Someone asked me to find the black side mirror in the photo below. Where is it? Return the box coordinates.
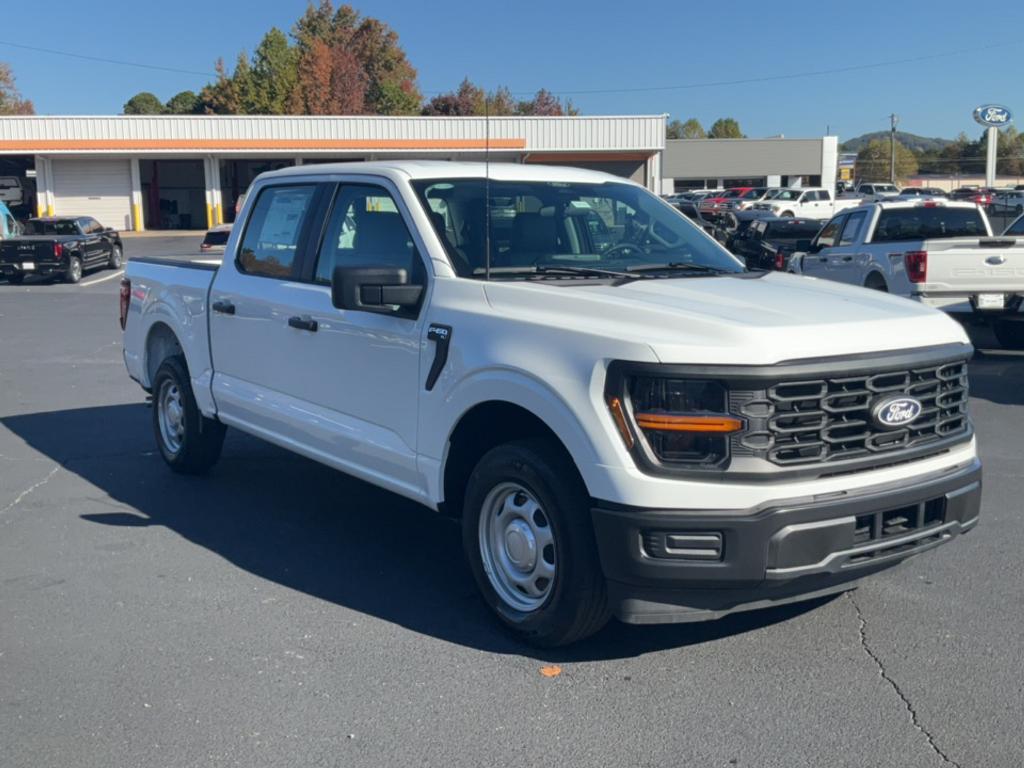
[331,265,423,314]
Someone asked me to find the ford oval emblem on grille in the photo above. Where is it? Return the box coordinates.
[871,396,923,430]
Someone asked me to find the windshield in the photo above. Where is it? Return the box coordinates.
[872,207,987,242]
[411,178,744,279]
[739,188,767,199]
[876,185,899,193]
[720,190,742,199]
[772,189,802,201]
[24,219,79,236]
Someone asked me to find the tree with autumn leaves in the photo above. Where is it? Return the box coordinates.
[0,62,34,115]
[126,2,573,117]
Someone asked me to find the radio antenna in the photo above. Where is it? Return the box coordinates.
[484,94,491,281]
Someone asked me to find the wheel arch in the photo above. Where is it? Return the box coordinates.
[144,321,185,387]
[440,399,589,519]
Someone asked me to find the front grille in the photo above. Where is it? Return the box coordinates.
[732,359,970,467]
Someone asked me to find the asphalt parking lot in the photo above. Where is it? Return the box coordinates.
[1,235,1023,768]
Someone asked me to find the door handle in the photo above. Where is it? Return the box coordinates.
[212,299,235,315]
[288,315,318,332]
[818,256,828,262]
[842,256,853,262]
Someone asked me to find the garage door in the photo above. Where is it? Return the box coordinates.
[52,159,132,230]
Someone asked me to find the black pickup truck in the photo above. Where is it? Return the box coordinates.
[0,216,123,284]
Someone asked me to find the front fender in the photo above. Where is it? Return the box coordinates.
[418,365,626,504]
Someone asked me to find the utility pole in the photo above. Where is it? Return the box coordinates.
[889,113,899,184]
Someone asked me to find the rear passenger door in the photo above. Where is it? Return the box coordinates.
[209,182,326,437]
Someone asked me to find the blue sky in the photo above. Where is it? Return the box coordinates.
[2,0,1021,142]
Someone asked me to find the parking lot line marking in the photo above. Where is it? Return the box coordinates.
[79,270,124,287]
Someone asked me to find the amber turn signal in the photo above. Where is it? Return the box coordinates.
[607,396,635,449]
[634,413,742,433]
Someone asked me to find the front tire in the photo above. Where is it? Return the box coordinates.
[152,355,226,474]
[781,210,795,218]
[462,439,610,647]
[64,255,82,284]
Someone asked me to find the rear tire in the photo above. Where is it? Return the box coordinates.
[108,244,123,270]
[7,273,24,285]
[781,210,795,218]
[864,273,888,292]
[462,438,610,647]
[152,355,226,474]
[993,318,1024,351]
[64,255,82,284]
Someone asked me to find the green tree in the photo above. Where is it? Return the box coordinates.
[165,90,201,114]
[350,15,421,114]
[667,118,705,139]
[122,91,165,115]
[0,62,33,115]
[707,118,743,139]
[248,28,298,114]
[855,139,918,182]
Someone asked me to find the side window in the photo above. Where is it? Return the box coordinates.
[314,184,419,284]
[816,216,845,248]
[237,185,317,278]
[819,190,832,201]
[839,211,866,246]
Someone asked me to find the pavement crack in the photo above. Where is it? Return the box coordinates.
[847,591,961,768]
[0,464,62,516]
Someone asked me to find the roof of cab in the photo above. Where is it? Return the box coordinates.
[258,159,632,185]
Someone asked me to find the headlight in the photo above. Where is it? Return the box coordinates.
[606,370,743,470]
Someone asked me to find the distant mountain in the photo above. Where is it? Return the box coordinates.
[840,132,954,154]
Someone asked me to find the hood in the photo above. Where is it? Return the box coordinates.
[483,272,969,365]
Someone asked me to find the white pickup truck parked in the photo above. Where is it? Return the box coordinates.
[751,187,861,219]
[121,161,981,646]
[795,200,1024,348]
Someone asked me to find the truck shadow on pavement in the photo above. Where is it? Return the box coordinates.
[4,403,829,661]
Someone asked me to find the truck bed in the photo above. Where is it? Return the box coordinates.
[122,257,219,416]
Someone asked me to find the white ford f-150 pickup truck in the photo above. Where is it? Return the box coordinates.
[794,199,1024,349]
[751,187,861,220]
[121,161,981,646]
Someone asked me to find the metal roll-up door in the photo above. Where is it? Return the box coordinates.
[52,159,132,230]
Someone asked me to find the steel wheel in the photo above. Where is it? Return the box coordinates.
[157,379,186,455]
[478,481,556,612]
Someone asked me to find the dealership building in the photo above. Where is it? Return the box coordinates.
[0,115,845,231]
[0,114,666,231]
[662,136,839,192]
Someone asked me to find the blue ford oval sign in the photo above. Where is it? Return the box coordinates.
[974,104,1013,128]
[871,396,923,430]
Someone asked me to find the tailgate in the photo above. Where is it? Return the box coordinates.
[915,237,1024,293]
[0,240,55,264]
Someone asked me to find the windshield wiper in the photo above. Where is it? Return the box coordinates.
[625,262,734,275]
[471,265,645,280]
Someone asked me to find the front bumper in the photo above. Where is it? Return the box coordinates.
[591,458,981,624]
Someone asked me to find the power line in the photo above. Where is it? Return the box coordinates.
[425,40,1020,97]
[0,39,217,78]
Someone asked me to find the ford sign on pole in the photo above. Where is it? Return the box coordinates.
[974,105,1013,186]
[973,104,1013,127]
